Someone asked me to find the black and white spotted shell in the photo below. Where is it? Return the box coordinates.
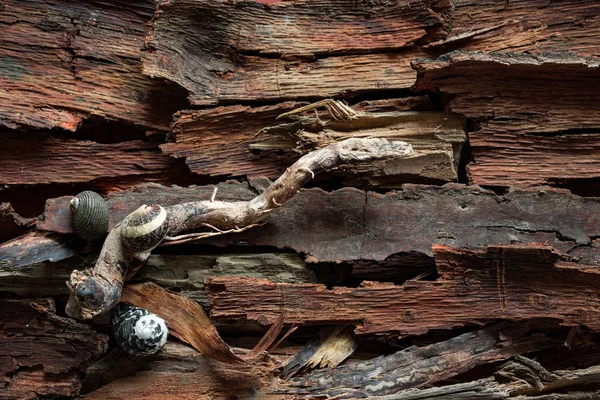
[111,304,168,356]
[70,191,109,242]
[120,204,169,252]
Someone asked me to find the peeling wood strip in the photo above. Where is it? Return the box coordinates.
[206,244,600,336]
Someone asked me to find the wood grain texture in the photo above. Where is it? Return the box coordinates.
[0,0,187,131]
[414,52,600,187]
[428,0,600,56]
[162,98,466,186]
[36,183,600,265]
[0,133,185,185]
[282,321,560,397]
[0,298,107,400]
[142,0,452,104]
[83,343,289,400]
[206,244,600,335]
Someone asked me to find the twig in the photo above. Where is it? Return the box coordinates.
[161,224,263,246]
[65,138,414,320]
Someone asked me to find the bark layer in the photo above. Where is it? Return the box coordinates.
[207,244,600,336]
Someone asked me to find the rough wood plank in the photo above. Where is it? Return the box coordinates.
[427,0,600,56]
[206,244,600,335]
[281,321,561,397]
[162,98,466,186]
[0,0,188,131]
[413,52,600,187]
[0,298,107,400]
[142,0,452,104]
[0,133,185,185]
[37,183,600,265]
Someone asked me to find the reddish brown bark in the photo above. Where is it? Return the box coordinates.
[431,0,600,56]
[0,134,188,185]
[207,244,600,336]
[414,52,600,188]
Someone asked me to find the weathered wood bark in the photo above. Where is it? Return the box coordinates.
[2,0,600,398]
[207,244,600,336]
[0,250,315,307]
[0,0,187,131]
[162,98,466,186]
[348,356,600,400]
[0,203,33,243]
[0,298,107,399]
[414,52,600,188]
[63,138,413,320]
[82,343,287,400]
[142,0,452,104]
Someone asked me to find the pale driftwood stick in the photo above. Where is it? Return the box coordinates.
[65,138,414,320]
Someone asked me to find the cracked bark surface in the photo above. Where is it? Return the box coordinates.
[1,0,600,398]
[0,133,192,186]
[141,0,452,104]
[0,0,188,131]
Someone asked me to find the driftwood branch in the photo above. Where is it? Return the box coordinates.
[65,138,413,319]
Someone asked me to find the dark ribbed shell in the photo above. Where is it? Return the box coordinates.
[120,204,168,252]
[70,191,109,242]
[111,304,168,356]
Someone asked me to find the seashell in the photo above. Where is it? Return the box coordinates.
[111,304,168,356]
[70,191,109,242]
[120,204,168,252]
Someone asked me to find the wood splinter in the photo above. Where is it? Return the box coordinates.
[65,138,414,320]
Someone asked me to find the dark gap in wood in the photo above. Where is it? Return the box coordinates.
[151,243,299,257]
[229,43,421,59]
[302,174,452,193]
[525,128,600,137]
[58,117,150,143]
[552,178,600,197]
[350,251,437,286]
[309,261,355,289]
